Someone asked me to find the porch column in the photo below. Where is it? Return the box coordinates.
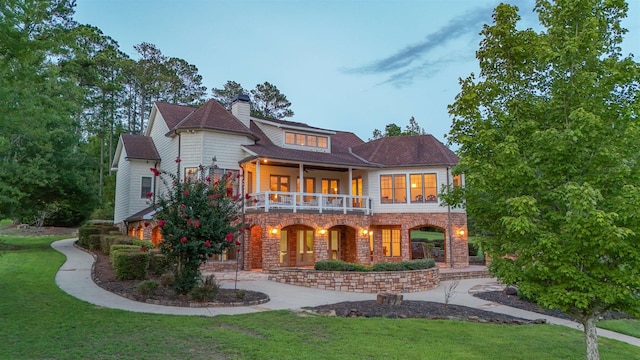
[299,163,304,201]
[348,168,353,197]
[255,160,261,192]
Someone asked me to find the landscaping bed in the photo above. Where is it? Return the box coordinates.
[91,247,269,307]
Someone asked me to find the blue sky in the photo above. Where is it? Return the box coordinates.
[73,0,639,144]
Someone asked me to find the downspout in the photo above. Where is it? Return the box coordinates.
[446,166,454,268]
[237,162,245,289]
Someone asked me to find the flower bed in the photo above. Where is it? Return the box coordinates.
[268,267,440,293]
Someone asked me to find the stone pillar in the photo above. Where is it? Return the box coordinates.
[262,229,280,271]
[355,235,372,265]
[314,232,329,263]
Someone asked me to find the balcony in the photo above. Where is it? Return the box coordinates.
[245,192,372,215]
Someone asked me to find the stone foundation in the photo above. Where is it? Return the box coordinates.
[268,268,440,293]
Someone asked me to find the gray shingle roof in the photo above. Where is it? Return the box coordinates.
[121,134,160,161]
[351,135,458,166]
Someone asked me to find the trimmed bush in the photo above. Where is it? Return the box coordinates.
[101,235,134,254]
[372,259,435,271]
[113,250,149,280]
[77,223,119,248]
[148,251,170,275]
[314,260,371,272]
[77,225,102,248]
[109,245,140,265]
[135,280,159,296]
[86,234,102,250]
[371,262,406,271]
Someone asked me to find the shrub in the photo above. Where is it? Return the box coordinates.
[113,250,149,280]
[314,260,371,272]
[109,245,140,265]
[77,225,102,248]
[403,258,436,270]
[371,262,406,271]
[135,280,159,296]
[188,275,219,302]
[101,235,134,254]
[87,234,102,250]
[160,273,175,288]
[148,251,170,275]
[372,259,436,271]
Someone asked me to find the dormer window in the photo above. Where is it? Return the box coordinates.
[284,131,329,150]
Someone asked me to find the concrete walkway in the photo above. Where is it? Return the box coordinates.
[52,238,639,347]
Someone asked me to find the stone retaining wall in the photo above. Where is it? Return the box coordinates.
[440,270,491,281]
[268,268,440,293]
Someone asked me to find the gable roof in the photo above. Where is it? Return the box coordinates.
[120,133,161,161]
[167,99,255,137]
[351,135,458,167]
[154,102,196,130]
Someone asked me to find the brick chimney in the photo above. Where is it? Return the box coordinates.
[231,94,251,128]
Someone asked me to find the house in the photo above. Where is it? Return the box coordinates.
[111,95,469,271]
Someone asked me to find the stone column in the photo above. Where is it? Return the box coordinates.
[314,231,329,263]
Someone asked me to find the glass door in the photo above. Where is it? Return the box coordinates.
[297,230,314,266]
[280,230,289,266]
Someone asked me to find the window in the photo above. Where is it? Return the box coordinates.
[184,167,198,180]
[296,177,315,202]
[382,228,401,257]
[247,171,254,194]
[453,174,462,187]
[140,176,152,198]
[322,179,339,195]
[352,177,363,207]
[270,175,290,202]
[410,173,437,202]
[284,131,329,150]
[380,174,406,203]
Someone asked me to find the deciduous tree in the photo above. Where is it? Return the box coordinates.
[447,2,640,359]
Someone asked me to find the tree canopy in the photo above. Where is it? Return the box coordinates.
[370,116,426,140]
[0,0,210,225]
[447,1,640,359]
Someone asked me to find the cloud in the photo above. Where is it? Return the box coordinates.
[345,6,493,86]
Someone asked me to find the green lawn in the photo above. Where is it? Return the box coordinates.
[0,235,637,359]
[599,319,640,338]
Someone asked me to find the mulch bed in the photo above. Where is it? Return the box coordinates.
[302,301,546,324]
[91,248,269,307]
[473,291,633,322]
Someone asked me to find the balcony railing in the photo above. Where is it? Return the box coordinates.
[245,191,372,215]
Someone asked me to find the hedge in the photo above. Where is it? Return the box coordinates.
[314,260,370,272]
[77,223,118,248]
[315,259,435,272]
[109,245,141,265]
[112,250,150,280]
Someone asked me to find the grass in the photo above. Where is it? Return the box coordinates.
[598,320,640,338]
[410,230,444,241]
[1,235,638,359]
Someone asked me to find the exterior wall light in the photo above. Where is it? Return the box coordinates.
[318,228,327,235]
[270,227,278,235]
[457,229,465,236]
[361,229,369,235]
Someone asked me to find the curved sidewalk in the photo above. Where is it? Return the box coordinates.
[52,238,639,347]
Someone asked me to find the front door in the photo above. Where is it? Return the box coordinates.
[297,230,314,266]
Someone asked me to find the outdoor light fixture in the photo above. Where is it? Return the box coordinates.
[270,227,278,235]
[361,228,369,235]
[318,228,327,235]
[458,229,465,236]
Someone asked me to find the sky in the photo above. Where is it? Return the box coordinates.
[73,0,640,144]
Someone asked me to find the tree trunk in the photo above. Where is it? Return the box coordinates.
[583,314,600,360]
